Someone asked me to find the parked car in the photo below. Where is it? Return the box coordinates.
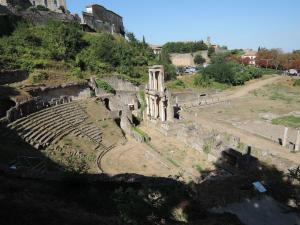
[283,69,299,76]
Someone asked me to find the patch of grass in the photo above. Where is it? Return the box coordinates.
[167,157,180,167]
[96,79,116,94]
[272,116,300,128]
[195,164,204,173]
[132,127,150,142]
[203,142,211,154]
[102,124,108,128]
[28,70,48,84]
[294,79,300,86]
[166,79,186,89]
[211,81,231,91]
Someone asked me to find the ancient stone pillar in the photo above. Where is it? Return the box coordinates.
[295,130,300,151]
[283,127,289,147]
[149,72,152,89]
[160,100,165,122]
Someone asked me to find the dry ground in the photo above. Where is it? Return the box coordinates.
[185,75,300,165]
[102,125,213,182]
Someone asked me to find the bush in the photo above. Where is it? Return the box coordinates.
[28,70,48,83]
[71,67,82,78]
[294,79,300,86]
[163,41,208,54]
[164,63,177,81]
[194,54,206,65]
[35,5,49,11]
[96,79,116,94]
[167,79,186,89]
[194,74,212,87]
[200,62,263,86]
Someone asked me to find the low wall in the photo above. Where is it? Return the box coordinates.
[170,51,209,67]
[0,70,29,85]
[103,76,140,92]
[28,83,90,102]
[1,83,91,125]
[2,96,72,125]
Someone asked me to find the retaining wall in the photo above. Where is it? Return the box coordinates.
[0,70,29,85]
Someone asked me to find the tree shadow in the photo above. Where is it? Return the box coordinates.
[0,131,299,225]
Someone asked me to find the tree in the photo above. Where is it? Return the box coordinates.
[208,46,215,58]
[194,54,205,65]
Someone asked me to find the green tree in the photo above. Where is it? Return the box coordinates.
[194,54,206,65]
[208,46,215,58]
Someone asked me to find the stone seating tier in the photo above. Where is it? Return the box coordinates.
[7,101,104,149]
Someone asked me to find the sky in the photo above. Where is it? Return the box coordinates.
[67,0,300,52]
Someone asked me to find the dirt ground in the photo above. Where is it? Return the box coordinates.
[102,125,213,182]
[185,76,300,165]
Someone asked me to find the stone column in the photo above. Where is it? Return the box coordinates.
[160,72,164,92]
[145,96,149,116]
[151,98,154,118]
[283,127,289,147]
[155,98,159,118]
[295,130,300,151]
[160,101,165,121]
[149,72,153,89]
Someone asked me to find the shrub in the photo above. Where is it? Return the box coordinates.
[293,79,300,86]
[96,79,116,94]
[194,54,206,65]
[194,74,212,87]
[71,67,82,78]
[162,41,208,54]
[28,70,48,83]
[35,5,50,11]
[163,63,177,81]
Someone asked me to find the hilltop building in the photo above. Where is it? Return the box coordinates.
[149,45,162,55]
[82,4,125,36]
[242,49,257,66]
[0,0,67,12]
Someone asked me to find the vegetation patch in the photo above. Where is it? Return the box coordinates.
[96,79,116,94]
[28,70,48,84]
[166,79,186,89]
[132,126,150,143]
[272,116,300,128]
[293,79,300,86]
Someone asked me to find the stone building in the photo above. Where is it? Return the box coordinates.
[145,65,171,123]
[0,0,67,12]
[82,4,125,36]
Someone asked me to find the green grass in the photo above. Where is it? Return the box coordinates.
[195,164,204,173]
[167,157,180,167]
[132,127,150,142]
[272,116,300,128]
[294,79,300,86]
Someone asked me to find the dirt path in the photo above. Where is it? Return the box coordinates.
[224,75,282,100]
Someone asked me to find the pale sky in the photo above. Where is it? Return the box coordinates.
[68,0,300,52]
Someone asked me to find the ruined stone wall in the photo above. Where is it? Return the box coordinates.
[103,77,140,92]
[83,4,124,35]
[0,70,29,85]
[0,83,91,125]
[170,53,195,67]
[29,0,66,12]
[170,50,209,67]
[91,5,124,34]
[28,83,90,102]
[0,95,71,125]
[18,9,79,24]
